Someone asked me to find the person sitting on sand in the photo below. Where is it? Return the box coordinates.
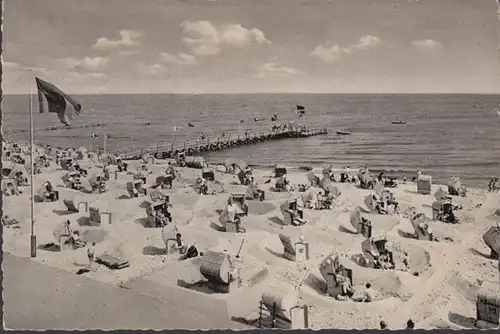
[380,321,388,329]
[186,244,199,259]
[402,252,410,271]
[175,233,187,254]
[378,172,385,183]
[68,231,86,249]
[387,196,400,215]
[406,319,415,329]
[352,283,376,302]
[376,201,388,215]
[361,283,376,302]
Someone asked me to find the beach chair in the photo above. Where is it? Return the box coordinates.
[417,175,432,195]
[246,182,265,201]
[279,233,310,262]
[202,168,215,181]
[52,222,73,249]
[349,207,372,237]
[475,280,500,329]
[10,154,25,164]
[193,178,209,195]
[306,171,320,187]
[34,182,59,202]
[274,165,287,178]
[219,196,247,233]
[60,158,75,171]
[116,157,128,172]
[432,199,458,223]
[126,180,147,198]
[357,168,375,189]
[62,171,83,190]
[448,177,467,197]
[360,236,395,269]
[410,213,433,241]
[89,203,112,225]
[146,200,172,228]
[1,179,20,196]
[199,251,241,293]
[63,199,88,213]
[238,169,252,186]
[319,253,354,298]
[89,175,107,194]
[229,193,248,218]
[155,175,171,189]
[176,152,186,167]
[280,197,306,226]
[483,225,500,259]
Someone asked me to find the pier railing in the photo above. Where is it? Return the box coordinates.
[113,125,328,160]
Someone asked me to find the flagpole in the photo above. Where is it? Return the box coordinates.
[29,70,37,258]
[103,134,107,156]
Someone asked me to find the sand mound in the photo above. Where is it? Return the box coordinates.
[368,271,416,301]
[80,229,108,243]
[247,201,276,216]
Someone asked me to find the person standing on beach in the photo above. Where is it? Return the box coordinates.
[87,242,96,265]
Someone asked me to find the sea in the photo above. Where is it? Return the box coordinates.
[2,94,499,187]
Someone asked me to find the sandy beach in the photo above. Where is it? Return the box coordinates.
[3,141,500,330]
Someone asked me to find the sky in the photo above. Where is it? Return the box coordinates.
[2,0,500,94]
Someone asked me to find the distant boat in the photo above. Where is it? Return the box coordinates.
[336,129,352,135]
[496,110,500,116]
[144,121,151,126]
[392,120,407,124]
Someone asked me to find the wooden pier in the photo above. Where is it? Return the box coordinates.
[116,125,328,160]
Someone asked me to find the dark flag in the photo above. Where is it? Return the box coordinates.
[36,77,82,126]
[188,122,195,127]
[296,105,305,110]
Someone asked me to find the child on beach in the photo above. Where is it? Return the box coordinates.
[87,242,96,265]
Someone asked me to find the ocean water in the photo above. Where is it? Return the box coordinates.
[3,94,499,187]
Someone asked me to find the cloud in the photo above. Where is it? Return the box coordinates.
[63,71,107,82]
[412,39,443,50]
[3,60,21,69]
[180,20,270,56]
[59,56,109,71]
[311,35,382,63]
[136,62,165,75]
[92,30,142,51]
[255,61,302,78]
[117,50,139,56]
[160,52,197,65]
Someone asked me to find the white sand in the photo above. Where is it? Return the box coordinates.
[3,147,500,330]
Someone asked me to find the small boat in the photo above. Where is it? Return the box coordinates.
[392,120,406,124]
[336,129,352,135]
[496,110,500,116]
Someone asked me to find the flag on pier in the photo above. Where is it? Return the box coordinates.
[36,77,82,127]
[188,122,195,127]
[295,105,306,118]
